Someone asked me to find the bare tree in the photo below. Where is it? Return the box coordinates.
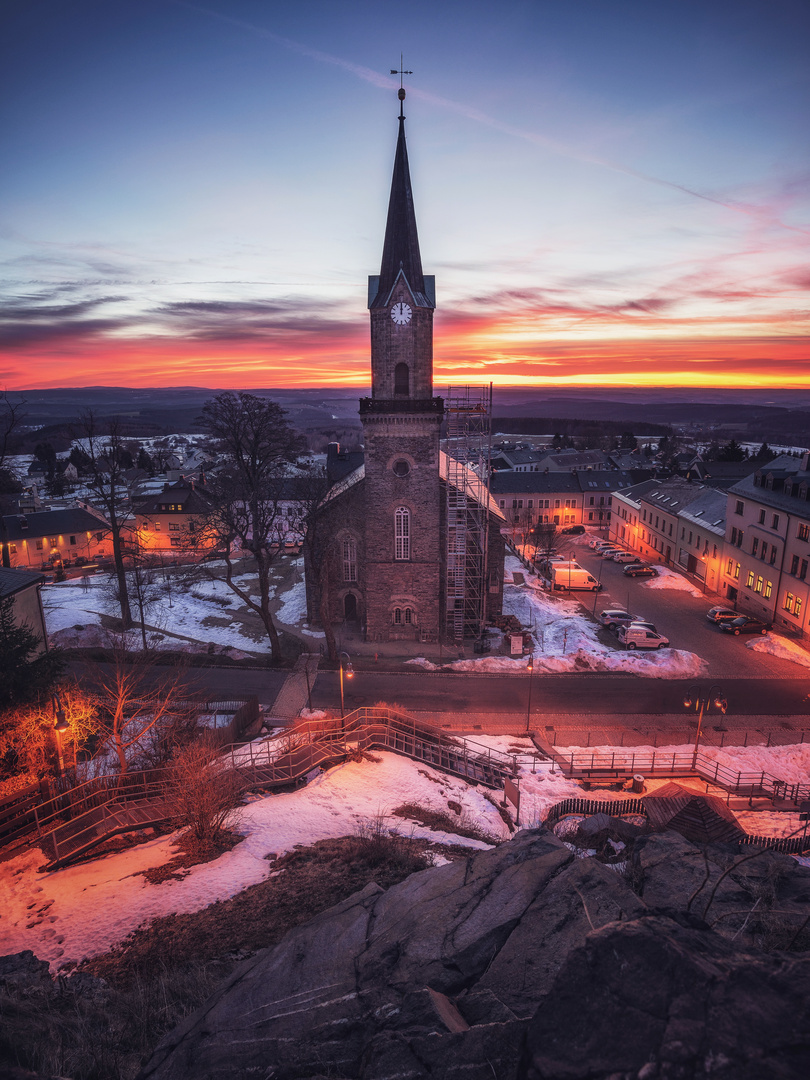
[93,649,195,775]
[75,412,135,626]
[193,393,306,663]
[530,521,562,565]
[127,558,166,651]
[170,739,245,849]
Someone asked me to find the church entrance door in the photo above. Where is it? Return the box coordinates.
[344,592,358,621]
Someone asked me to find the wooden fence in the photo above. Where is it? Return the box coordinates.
[542,796,810,856]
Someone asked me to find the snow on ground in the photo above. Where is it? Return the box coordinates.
[446,556,707,679]
[0,739,806,973]
[0,752,506,972]
[43,569,272,655]
[639,564,705,597]
[747,633,810,669]
[274,567,324,637]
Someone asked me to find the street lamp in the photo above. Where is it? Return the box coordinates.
[525,655,534,733]
[339,651,354,718]
[52,692,69,777]
[682,684,727,767]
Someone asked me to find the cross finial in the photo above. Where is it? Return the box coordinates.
[390,54,412,116]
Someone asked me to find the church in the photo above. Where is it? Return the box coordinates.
[305,86,505,643]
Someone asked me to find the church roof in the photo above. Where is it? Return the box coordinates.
[322,455,504,521]
[370,114,433,310]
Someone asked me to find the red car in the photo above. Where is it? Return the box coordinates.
[718,616,771,636]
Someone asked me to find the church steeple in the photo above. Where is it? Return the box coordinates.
[369,98,434,310]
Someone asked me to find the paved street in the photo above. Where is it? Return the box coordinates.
[310,669,810,719]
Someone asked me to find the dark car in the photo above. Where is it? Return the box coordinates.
[706,605,738,623]
[623,563,658,578]
[718,616,771,636]
[561,524,586,534]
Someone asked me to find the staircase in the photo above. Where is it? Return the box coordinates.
[15,708,517,870]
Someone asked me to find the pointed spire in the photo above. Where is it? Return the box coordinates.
[371,105,430,307]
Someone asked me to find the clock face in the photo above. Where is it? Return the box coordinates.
[390,302,412,325]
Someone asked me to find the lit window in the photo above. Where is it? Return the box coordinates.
[764,580,772,600]
[795,596,803,619]
[784,592,794,611]
[155,522,161,531]
[343,538,357,582]
[746,570,755,588]
[755,576,763,594]
[394,507,410,560]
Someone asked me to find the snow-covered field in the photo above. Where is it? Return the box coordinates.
[42,560,322,654]
[1,738,807,973]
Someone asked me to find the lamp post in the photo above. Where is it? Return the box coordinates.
[52,693,69,778]
[338,651,354,719]
[682,684,727,768]
[525,655,534,733]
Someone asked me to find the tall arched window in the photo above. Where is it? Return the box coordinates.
[342,538,357,582]
[394,506,410,560]
[394,362,409,396]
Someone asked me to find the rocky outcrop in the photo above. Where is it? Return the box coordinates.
[136,829,810,1080]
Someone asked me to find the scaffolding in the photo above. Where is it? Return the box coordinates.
[444,384,493,641]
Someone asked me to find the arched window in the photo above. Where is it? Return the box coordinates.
[394,362,409,396]
[393,607,402,624]
[395,507,410,560]
[404,607,413,624]
[342,538,357,582]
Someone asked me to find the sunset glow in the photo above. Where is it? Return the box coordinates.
[1,0,808,393]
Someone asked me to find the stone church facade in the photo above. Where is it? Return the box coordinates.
[305,92,505,642]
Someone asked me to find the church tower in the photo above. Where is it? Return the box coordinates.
[359,87,444,641]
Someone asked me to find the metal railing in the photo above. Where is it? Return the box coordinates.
[555,748,810,804]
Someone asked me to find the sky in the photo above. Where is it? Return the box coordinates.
[1,0,808,392]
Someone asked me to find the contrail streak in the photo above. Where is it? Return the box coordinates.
[172,1,804,233]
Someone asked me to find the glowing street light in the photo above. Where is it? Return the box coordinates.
[339,652,354,719]
[525,655,534,733]
[52,692,69,777]
[682,684,727,767]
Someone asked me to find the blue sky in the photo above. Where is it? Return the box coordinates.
[1,0,808,389]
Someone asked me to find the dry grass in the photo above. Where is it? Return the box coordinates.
[0,832,434,1080]
[391,801,497,844]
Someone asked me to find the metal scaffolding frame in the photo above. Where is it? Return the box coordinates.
[444,384,493,641]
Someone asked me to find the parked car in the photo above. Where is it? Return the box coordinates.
[590,539,612,550]
[598,609,639,631]
[599,547,621,557]
[561,524,586,535]
[617,620,657,635]
[618,625,670,650]
[611,551,637,562]
[719,616,771,636]
[706,606,738,623]
[623,563,658,578]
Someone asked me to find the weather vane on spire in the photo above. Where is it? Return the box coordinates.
[390,55,412,115]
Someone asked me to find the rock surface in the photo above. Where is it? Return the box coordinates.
[136,829,810,1080]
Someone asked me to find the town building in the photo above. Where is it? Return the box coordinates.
[0,566,48,654]
[721,455,810,632]
[1,507,110,570]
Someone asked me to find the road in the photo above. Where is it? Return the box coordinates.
[70,661,289,706]
[310,670,810,718]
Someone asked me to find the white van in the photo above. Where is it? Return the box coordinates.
[551,565,602,591]
[618,625,669,650]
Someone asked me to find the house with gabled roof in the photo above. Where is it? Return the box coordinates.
[2,506,111,569]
